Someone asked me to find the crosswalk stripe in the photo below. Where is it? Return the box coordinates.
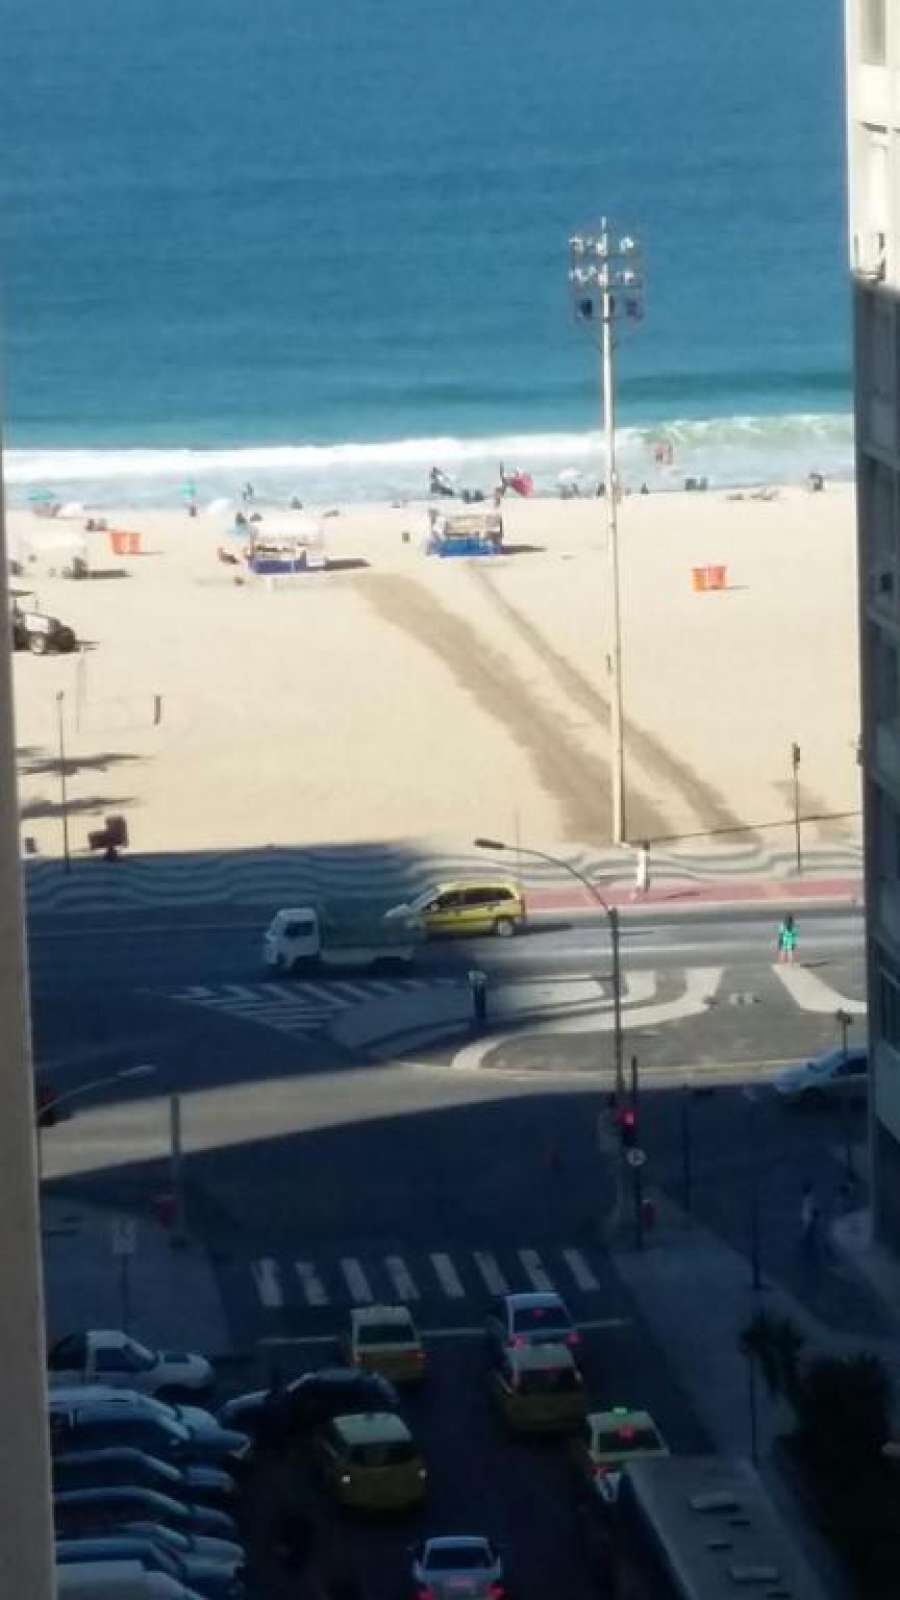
[384,1255,420,1300]
[518,1248,555,1293]
[562,1248,599,1292]
[770,964,866,1015]
[295,1261,329,1306]
[340,1257,373,1303]
[430,1252,465,1298]
[251,1258,284,1308]
[472,1251,508,1295]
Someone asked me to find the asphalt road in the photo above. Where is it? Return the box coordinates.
[32,903,869,1598]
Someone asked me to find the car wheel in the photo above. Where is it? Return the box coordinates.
[493,917,515,938]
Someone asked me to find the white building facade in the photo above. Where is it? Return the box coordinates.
[847,0,900,1240]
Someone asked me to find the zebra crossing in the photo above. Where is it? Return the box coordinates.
[167,962,866,1046]
[166,975,456,1040]
[247,1243,606,1313]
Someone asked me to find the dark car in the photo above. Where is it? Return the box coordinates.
[49,1390,250,1469]
[53,1486,239,1542]
[53,1448,237,1510]
[55,1536,244,1600]
[218,1366,399,1447]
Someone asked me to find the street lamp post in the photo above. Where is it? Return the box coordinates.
[56,689,70,872]
[37,1063,156,1184]
[569,223,643,846]
[473,837,624,1100]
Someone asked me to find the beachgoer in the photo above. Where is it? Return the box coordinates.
[241,481,254,503]
[776,913,797,964]
[632,841,650,899]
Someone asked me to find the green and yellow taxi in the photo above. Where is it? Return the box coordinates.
[312,1411,428,1510]
[569,1407,670,1502]
[342,1304,427,1386]
[489,1341,587,1435]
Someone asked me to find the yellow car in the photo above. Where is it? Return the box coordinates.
[489,1342,587,1434]
[399,879,527,939]
[569,1407,670,1502]
[342,1304,427,1386]
[312,1411,428,1510]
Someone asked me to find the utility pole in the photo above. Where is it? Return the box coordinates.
[0,433,56,1599]
[57,689,70,872]
[791,741,802,874]
[569,222,643,845]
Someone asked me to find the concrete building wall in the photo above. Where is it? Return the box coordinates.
[847,0,900,1240]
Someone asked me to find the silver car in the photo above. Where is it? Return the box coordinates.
[772,1045,868,1106]
[410,1535,505,1600]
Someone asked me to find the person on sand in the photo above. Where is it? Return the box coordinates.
[632,841,650,899]
[776,913,797,964]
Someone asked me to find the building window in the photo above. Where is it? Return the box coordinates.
[862,0,887,64]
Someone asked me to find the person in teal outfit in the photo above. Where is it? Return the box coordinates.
[777,913,797,964]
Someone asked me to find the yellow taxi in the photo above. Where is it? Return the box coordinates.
[312,1411,428,1510]
[569,1407,670,1502]
[489,1341,587,1435]
[400,880,526,938]
[343,1304,427,1386]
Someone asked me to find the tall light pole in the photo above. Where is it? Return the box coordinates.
[56,688,70,872]
[473,837,624,1100]
[569,223,643,845]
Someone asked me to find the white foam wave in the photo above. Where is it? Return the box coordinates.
[4,411,854,506]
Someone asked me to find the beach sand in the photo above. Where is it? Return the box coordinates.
[8,485,861,861]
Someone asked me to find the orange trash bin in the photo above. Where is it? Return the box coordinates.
[109,529,127,556]
[691,567,708,592]
[128,531,142,555]
[708,564,727,590]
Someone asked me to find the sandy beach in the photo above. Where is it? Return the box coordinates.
[8,484,861,863]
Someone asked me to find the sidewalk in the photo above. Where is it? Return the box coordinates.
[42,1192,234,1361]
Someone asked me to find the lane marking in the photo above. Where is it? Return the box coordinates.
[518,1248,555,1293]
[472,1251,508,1295]
[340,1257,373,1303]
[770,964,866,1015]
[257,1316,633,1347]
[251,1258,284,1309]
[562,1248,600,1292]
[384,1255,420,1300]
[295,1260,329,1307]
[430,1252,465,1299]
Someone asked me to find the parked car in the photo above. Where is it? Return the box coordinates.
[772,1045,868,1106]
[50,1405,192,1464]
[56,1538,244,1600]
[53,1487,239,1542]
[110,1523,244,1569]
[409,1535,506,1600]
[53,1448,237,1510]
[49,1390,250,1468]
[217,1366,399,1446]
[56,1562,207,1600]
[48,1332,214,1398]
[485,1292,579,1355]
[10,588,77,655]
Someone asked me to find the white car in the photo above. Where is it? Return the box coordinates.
[47,1332,214,1398]
[772,1046,868,1106]
[410,1535,506,1600]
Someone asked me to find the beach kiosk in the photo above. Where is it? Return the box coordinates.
[425,508,503,557]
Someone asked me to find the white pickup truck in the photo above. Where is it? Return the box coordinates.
[263,903,422,973]
[47,1330,214,1397]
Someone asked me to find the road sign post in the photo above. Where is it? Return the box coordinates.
[630,1056,644,1251]
[110,1217,136,1332]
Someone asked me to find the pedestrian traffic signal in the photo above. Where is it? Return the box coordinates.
[619,1106,637,1149]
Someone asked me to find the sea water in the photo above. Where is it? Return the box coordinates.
[0,0,851,505]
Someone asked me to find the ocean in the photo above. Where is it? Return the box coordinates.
[0,0,851,506]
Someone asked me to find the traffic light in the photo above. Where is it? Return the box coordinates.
[618,1106,637,1150]
[36,1084,58,1128]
